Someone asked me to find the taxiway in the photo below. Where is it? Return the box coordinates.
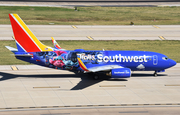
[0,64,179,109]
[1,25,180,40]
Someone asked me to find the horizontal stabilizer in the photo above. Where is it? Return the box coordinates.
[5,46,18,52]
[15,54,33,57]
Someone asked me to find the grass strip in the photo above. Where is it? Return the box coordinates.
[0,6,180,25]
[0,40,180,65]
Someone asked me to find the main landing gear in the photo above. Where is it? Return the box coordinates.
[153,71,157,77]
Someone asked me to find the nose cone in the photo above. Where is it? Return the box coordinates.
[169,59,176,67]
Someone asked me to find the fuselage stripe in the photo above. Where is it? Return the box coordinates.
[10,14,53,52]
[10,14,41,52]
[77,58,89,71]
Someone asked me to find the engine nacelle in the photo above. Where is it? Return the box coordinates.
[111,68,131,78]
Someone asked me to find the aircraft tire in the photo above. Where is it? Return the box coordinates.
[153,72,157,77]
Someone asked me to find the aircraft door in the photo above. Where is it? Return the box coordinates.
[153,55,158,65]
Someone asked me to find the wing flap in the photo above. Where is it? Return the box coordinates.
[77,57,123,73]
[14,54,33,57]
[88,65,123,73]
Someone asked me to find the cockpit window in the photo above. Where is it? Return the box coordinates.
[162,57,169,60]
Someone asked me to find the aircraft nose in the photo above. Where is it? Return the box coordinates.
[169,59,176,67]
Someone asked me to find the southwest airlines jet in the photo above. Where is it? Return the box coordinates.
[6,14,176,80]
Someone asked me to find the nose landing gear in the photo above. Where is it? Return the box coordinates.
[153,71,157,77]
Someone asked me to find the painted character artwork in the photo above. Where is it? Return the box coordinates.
[47,51,79,70]
[6,14,176,80]
[49,51,66,69]
[34,50,104,70]
[47,51,103,70]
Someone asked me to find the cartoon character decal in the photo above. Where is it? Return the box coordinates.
[35,50,104,70]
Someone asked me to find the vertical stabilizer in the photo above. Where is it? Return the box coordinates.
[9,14,53,52]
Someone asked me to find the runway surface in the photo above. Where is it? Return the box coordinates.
[1,25,180,40]
[0,64,179,110]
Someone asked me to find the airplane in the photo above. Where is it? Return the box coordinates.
[6,14,176,80]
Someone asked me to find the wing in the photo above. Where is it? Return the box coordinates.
[77,57,123,73]
[87,64,123,73]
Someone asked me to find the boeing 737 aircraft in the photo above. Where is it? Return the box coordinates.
[6,14,176,80]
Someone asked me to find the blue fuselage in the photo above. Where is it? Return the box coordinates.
[15,50,176,72]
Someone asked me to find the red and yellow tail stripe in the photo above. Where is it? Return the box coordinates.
[9,14,53,52]
[77,58,89,72]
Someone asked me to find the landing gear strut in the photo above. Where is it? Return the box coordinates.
[153,71,157,77]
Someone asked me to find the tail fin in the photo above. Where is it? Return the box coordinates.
[51,37,62,49]
[9,14,53,52]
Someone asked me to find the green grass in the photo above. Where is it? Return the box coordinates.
[0,40,180,65]
[1,6,180,25]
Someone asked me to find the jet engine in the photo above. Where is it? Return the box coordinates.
[110,68,131,78]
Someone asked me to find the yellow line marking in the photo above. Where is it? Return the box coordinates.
[153,25,160,29]
[72,25,77,29]
[159,36,165,40]
[33,86,60,88]
[12,36,15,39]
[165,84,180,86]
[11,66,18,71]
[99,85,126,87]
[87,36,94,40]
[14,4,28,6]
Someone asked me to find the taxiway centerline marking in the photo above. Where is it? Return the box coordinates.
[33,86,60,88]
[87,36,94,40]
[11,66,18,71]
[153,25,160,29]
[159,36,165,40]
[99,85,126,87]
[72,25,77,29]
[165,84,180,86]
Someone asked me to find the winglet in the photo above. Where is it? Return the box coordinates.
[77,57,89,72]
[9,14,53,52]
[51,37,62,49]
